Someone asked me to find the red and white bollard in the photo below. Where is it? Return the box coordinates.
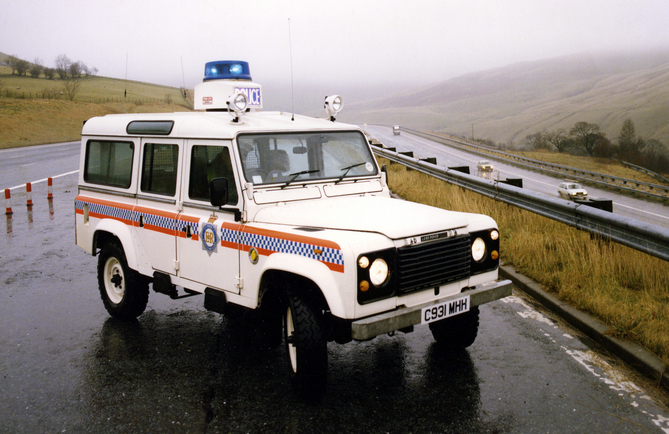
[4,189,12,215]
[47,177,53,200]
[26,182,33,207]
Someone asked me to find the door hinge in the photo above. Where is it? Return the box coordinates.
[174,260,180,272]
[236,276,243,289]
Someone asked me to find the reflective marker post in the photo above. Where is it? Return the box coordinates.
[4,189,12,215]
[26,183,33,207]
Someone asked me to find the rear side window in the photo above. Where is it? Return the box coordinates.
[84,140,134,188]
[140,143,179,196]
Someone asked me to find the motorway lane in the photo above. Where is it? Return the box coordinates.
[0,141,80,191]
[365,125,669,229]
[0,144,668,432]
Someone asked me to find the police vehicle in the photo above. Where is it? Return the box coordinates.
[75,60,511,396]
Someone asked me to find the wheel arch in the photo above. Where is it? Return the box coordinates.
[258,254,347,319]
[93,220,139,271]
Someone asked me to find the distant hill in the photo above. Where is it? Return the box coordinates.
[342,50,669,148]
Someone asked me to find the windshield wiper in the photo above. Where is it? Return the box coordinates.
[336,162,367,184]
[282,170,320,189]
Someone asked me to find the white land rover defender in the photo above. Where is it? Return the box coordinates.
[75,61,511,396]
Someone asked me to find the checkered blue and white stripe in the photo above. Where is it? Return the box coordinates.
[176,220,200,237]
[76,200,133,222]
[136,212,176,231]
[240,231,343,266]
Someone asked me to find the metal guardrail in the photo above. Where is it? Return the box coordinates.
[614,159,669,185]
[402,127,669,201]
[372,146,669,263]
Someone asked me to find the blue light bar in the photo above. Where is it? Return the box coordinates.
[203,61,252,81]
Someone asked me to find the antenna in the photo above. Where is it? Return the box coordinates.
[288,18,295,121]
[181,56,186,99]
[124,52,128,113]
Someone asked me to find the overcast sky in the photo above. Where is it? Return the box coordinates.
[3,1,669,97]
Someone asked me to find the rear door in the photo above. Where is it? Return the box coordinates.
[133,138,183,274]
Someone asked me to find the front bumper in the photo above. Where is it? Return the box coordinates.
[350,279,513,341]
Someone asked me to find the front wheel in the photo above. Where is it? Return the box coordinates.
[429,306,480,349]
[98,243,149,319]
[284,292,327,397]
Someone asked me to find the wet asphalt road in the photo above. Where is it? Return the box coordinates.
[1,150,669,433]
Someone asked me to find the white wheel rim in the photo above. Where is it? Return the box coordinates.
[104,257,125,304]
[286,307,297,373]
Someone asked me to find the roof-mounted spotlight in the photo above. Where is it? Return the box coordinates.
[324,95,343,122]
[227,93,248,122]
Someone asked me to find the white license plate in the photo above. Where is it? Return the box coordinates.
[421,295,470,324]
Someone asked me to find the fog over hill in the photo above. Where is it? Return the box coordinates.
[340,50,669,148]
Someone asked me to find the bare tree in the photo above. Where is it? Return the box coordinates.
[62,79,82,101]
[523,132,549,150]
[8,55,30,76]
[89,67,99,77]
[15,59,29,76]
[68,61,83,78]
[546,129,571,153]
[55,54,71,79]
[29,58,43,78]
[570,121,603,156]
[6,55,19,74]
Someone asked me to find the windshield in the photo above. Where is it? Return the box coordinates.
[237,131,378,185]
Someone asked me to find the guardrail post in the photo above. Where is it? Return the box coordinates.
[500,178,523,188]
[448,166,470,175]
[47,177,53,200]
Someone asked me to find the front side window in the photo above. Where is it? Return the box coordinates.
[83,140,134,188]
[237,131,377,185]
[140,143,179,196]
[188,146,238,205]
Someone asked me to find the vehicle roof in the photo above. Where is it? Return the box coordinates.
[81,110,360,139]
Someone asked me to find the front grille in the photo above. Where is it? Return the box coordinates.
[396,235,471,293]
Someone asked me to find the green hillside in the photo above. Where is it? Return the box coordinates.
[342,50,669,148]
[0,51,193,149]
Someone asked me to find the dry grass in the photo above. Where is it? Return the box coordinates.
[0,98,191,149]
[383,158,669,365]
[511,149,662,184]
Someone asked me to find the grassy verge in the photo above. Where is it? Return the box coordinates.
[382,158,669,365]
[0,73,192,149]
[0,98,191,149]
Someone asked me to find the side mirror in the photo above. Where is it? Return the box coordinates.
[381,164,389,187]
[209,177,229,207]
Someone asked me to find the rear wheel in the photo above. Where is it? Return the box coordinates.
[284,291,327,397]
[429,306,480,349]
[98,243,149,319]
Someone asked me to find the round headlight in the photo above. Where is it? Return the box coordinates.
[472,237,486,262]
[358,256,370,269]
[369,258,389,286]
[490,229,499,241]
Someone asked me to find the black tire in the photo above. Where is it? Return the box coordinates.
[429,306,480,349]
[284,292,327,397]
[97,242,149,319]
